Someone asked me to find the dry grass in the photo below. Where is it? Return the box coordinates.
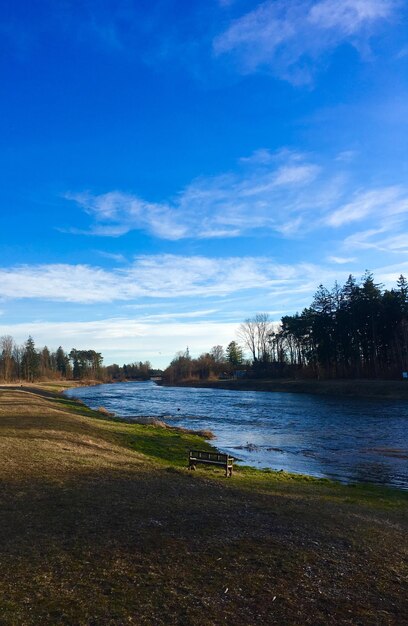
[0,385,407,625]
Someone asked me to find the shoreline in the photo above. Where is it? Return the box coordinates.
[5,381,406,491]
[3,382,407,493]
[8,376,408,401]
[159,377,408,400]
[61,380,408,491]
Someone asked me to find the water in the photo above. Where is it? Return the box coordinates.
[64,381,408,489]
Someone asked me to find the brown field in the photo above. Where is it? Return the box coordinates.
[0,384,407,625]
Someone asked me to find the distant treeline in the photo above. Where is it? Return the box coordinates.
[0,335,162,383]
[164,272,408,382]
[163,343,244,383]
[0,336,106,382]
[106,361,162,381]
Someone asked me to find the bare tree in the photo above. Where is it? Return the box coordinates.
[210,345,225,363]
[13,344,24,380]
[0,335,14,382]
[238,313,273,362]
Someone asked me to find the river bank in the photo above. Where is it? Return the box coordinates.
[160,377,408,400]
[1,383,407,624]
[64,380,408,489]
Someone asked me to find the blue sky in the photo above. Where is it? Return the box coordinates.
[1,0,408,367]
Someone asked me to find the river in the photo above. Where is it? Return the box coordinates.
[64,381,408,489]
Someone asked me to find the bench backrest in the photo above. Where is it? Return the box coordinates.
[189,449,232,463]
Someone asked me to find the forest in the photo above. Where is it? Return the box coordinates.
[0,337,104,382]
[164,273,408,382]
[273,272,408,379]
[0,334,159,384]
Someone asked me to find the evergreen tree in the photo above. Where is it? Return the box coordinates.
[226,341,243,366]
[22,336,40,382]
[55,346,69,377]
[271,273,408,380]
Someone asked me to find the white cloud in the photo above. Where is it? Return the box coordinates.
[326,186,408,227]
[0,265,120,303]
[96,251,127,263]
[345,228,408,254]
[382,234,408,252]
[213,0,398,84]
[64,150,341,240]
[335,150,358,163]
[327,255,356,264]
[65,191,188,241]
[371,260,408,285]
[344,227,387,249]
[64,149,408,245]
[0,255,343,304]
[273,164,320,186]
[308,0,393,32]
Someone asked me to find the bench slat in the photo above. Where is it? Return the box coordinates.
[188,449,234,477]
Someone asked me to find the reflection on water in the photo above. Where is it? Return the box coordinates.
[64,381,408,490]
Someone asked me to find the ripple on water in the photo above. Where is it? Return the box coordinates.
[64,381,408,489]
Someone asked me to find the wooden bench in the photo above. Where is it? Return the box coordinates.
[188,449,234,477]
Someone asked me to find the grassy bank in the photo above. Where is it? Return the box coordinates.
[161,377,408,400]
[0,384,407,625]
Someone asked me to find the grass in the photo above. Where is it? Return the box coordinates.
[0,384,407,625]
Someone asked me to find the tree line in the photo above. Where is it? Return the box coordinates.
[3,272,406,384]
[163,342,244,383]
[0,335,162,383]
[106,361,162,381]
[163,272,408,382]
[0,336,105,383]
[239,272,408,380]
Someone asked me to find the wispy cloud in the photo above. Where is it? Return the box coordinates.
[345,228,408,254]
[331,187,408,257]
[324,185,408,256]
[65,149,408,244]
[0,264,121,304]
[308,0,394,30]
[65,191,188,240]
[96,251,127,263]
[213,0,399,84]
[335,150,358,163]
[325,186,408,227]
[327,255,357,264]
[0,255,343,304]
[65,150,347,240]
